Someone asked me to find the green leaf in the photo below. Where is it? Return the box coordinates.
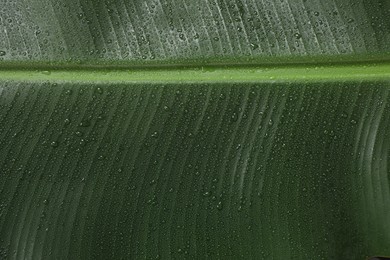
[1,0,390,259]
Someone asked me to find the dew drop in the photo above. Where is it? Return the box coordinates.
[79,120,91,127]
[230,112,238,122]
[294,33,302,39]
[75,131,83,137]
[250,43,259,50]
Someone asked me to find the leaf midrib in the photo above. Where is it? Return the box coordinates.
[0,61,389,83]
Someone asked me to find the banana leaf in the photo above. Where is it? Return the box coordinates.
[0,0,390,259]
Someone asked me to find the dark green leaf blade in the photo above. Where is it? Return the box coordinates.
[1,79,390,259]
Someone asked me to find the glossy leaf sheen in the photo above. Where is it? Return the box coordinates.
[0,0,390,259]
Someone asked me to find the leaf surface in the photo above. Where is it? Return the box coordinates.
[0,0,390,259]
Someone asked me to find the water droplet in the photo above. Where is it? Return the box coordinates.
[294,33,302,39]
[64,118,71,125]
[217,201,223,210]
[0,51,6,56]
[96,87,103,94]
[250,43,259,50]
[230,113,238,122]
[314,11,320,16]
[41,70,51,75]
[151,131,158,138]
[50,141,58,147]
[79,120,91,127]
[75,131,83,137]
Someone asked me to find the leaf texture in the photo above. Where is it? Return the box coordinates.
[0,0,390,259]
[1,80,390,259]
[0,0,389,65]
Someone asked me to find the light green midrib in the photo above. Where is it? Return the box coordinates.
[0,62,389,83]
